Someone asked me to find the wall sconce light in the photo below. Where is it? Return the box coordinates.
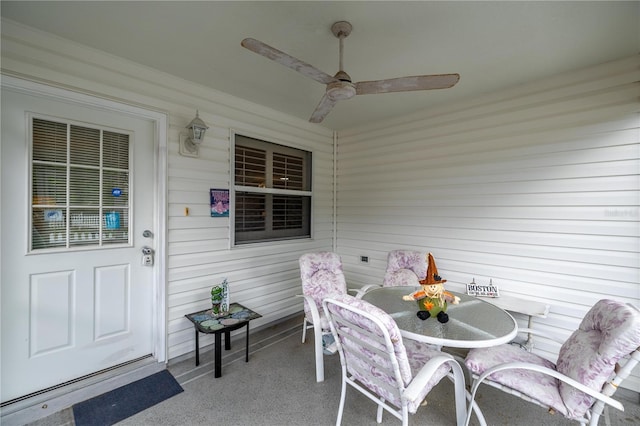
[179,110,209,157]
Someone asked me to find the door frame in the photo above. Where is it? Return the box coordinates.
[1,74,168,364]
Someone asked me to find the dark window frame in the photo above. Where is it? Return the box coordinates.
[232,134,312,245]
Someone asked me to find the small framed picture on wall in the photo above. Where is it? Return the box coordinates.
[210,189,230,217]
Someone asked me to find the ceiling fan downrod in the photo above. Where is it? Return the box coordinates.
[331,21,352,74]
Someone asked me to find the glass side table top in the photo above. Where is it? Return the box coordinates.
[185,303,262,333]
[361,286,517,348]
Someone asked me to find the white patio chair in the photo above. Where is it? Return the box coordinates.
[464,299,640,426]
[298,251,351,382]
[354,249,427,297]
[383,249,427,287]
[323,294,485,426]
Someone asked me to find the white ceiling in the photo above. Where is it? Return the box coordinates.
[2,1,638,131]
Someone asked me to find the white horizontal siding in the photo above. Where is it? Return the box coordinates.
[336,55,640,391]
[166,120,335,360]
[1,19,335,363]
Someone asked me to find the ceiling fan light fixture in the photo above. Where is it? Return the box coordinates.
[327,81,356,101]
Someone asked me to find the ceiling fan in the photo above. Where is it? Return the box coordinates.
[241,21,460,123]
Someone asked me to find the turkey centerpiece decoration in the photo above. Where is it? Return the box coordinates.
[402,253,460,323]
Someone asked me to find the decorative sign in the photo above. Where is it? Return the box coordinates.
[111,188,122,197]
[210,189,229,217]
[466,278,500,297]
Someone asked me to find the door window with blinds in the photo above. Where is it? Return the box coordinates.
[30,117,131,251]
[234,134,311,244]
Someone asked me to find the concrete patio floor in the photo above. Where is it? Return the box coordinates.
[20,315,640,426]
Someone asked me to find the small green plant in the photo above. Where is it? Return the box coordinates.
[211,278,228,298]
[211,278,229,316]
[211,285,224,300]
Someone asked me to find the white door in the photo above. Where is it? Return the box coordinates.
[1,84,159,402]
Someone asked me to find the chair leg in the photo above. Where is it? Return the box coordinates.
[314,328,325,382]
[466,394,487,426]
[449,362,470,426]
[464,378,487,426]
[588,400,606,426]
[302,318,308,343]
[400,405,409,426]
[336,373,347,426]
[376,403,384,423]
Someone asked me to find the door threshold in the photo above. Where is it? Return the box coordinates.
[0,356,165,426]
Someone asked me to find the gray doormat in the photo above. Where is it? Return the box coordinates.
[72,369,183,425]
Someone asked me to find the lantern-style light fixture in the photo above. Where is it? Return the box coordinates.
[179,110,209,157]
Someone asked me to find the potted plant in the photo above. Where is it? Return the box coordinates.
[211,278,229,316]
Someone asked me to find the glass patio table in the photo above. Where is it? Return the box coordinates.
[361,286,517,348]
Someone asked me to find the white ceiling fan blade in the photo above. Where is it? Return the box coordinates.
[309,94,338,123]
[355,73,460,95]
[241,38,336,85]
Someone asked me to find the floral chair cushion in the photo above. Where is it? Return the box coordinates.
[299,252,347,330]
[465,343,566,415]
[385,268,422,287]
[556,299,640,418]
[326,294,450,414]
[465,299,640,420]
[383,250,427,287]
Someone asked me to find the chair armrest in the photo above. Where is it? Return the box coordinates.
[404,354,456,402]
[473,361,624,412]
[350,284,381,298]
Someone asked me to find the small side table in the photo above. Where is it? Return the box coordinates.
[481,295,550,350]
[185,303,262,378]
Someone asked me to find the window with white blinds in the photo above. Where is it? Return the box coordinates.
[30,117,131,251]
[234,134,311,244]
